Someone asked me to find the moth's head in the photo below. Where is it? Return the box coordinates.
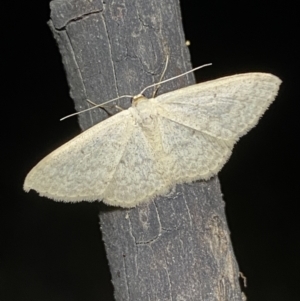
[132,94,148,107]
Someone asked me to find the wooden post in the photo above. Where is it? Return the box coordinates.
[49,0,244,300]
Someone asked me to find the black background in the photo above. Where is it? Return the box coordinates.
[1,0,299,300]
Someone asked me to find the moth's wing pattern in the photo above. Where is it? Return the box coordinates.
[24,110,135,203]
[101,120,167,207]
[24,108,168,207]
[150,73,281,184]
[155,73,281,141]
[156,115,234,183]
[24,72,281,208]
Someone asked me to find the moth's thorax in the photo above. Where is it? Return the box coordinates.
[129,95,158,127]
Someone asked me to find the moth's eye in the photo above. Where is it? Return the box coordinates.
[132,94,145,106]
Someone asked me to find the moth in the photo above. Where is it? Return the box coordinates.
[24,72,281,207]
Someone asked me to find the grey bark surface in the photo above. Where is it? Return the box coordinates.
[49,0,245,300]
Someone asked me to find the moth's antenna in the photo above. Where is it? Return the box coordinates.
[139,63,212,96]
[60,95,132,121]
[152,55,169,98]
[60,62,212,121]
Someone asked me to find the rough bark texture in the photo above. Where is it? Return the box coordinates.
[49,0,244,300]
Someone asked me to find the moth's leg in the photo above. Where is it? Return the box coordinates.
[86,99,98,106]
[87,99,126,115]
[86,99,113,116]
[115,105,124,111]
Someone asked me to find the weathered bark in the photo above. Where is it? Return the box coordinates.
[49,0,244,300]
